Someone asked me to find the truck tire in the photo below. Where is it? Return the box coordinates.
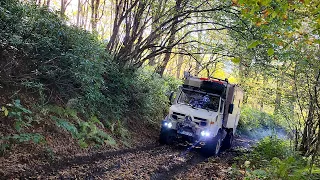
[201,131,222,157]
[159,129,176,145]
[222,132,234,149]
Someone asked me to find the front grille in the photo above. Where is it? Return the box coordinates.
[193,117,207,126]
[180,127,193,132]
[194,117,207,121]
[173,112,185,117]
[194,121,207,126]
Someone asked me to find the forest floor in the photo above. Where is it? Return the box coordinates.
[1,134,256,180]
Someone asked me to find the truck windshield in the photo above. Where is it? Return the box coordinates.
[178,88,220,112]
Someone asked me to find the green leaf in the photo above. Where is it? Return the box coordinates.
[32,135,42,144]
[231,57,241,64]
[14,121,23,132]
[267,48,274,56]
[106,136,117,146]
[0,143,10,155]
[314,39,320,44]
[13,99,21,107]
[248,40,262,49]
[90,116,104,127]
[78,138,88,148]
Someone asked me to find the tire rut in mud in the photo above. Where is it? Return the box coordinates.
[47,145,183,179]
[150,137,255,180]
[150,153,207,180]
[14,144,162,179]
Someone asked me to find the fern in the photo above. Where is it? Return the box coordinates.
[10,99,32,114]
[77,119,117,147]
[89,115,104,127]
[96,130,117,147]
[78,138,88,148]
[51,112,117,148]
[51,116,78,138]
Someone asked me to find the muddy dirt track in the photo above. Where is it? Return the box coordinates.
[3,137,255,180]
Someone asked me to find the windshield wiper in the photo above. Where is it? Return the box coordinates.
[180,102,198,109]
[191,104,198,109]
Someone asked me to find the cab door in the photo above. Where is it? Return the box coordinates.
[218,99,225,128]
[209,98,224,137]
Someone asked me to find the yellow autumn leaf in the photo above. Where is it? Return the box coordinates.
[306,40,313,45]
[1,106,8,116]
[256,21,262,26]
[232,0,238,5]
[282,14,288,20]
[287,32,294,38]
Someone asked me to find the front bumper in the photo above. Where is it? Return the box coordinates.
[161,120,213,145]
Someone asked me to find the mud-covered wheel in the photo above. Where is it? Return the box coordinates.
[222,132,234,149]
[159,129,176,145]
[201,131,222,157]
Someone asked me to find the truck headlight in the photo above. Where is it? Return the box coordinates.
[164,122,172,128]
[201,131,210,137]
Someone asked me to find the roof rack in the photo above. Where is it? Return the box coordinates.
[183,71,228,84]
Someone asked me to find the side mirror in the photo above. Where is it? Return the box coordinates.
[169,91,175,105]
[228,104,234,114]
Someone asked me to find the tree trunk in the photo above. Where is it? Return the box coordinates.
[60,0,65,17]
[156,0,182,76]
[300,100,314,154]
[194,13,202,75]
[76,0,81,27]
[176,44,184,78]
[149,20,157,66]
[84,1,89,30]
[91,0,100,33]
[107,0,124,53]
[274,75,283,114]
[300,82,316,154]
[60,0,69,17]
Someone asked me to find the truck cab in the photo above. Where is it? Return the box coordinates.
[160,75,243,156]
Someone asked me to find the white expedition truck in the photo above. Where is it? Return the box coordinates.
[160,74,243,156]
